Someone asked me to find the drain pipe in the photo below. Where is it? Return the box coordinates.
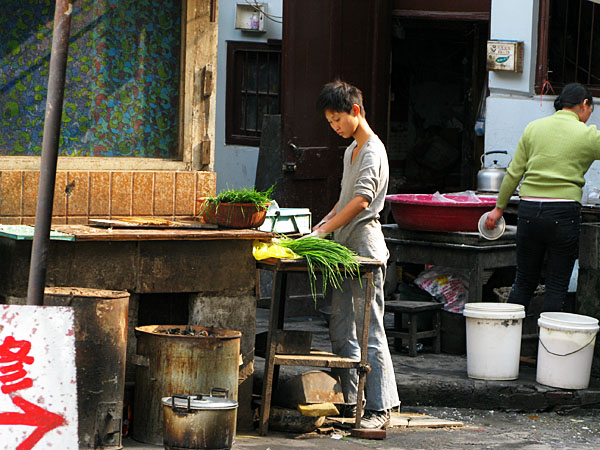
[26,0,73,306]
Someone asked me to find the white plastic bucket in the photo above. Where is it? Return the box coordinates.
[536,312,599,389]
[463,303,525,380]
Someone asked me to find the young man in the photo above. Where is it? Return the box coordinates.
[313,80,399,429]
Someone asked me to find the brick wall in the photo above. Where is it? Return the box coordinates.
[0,170,216,225]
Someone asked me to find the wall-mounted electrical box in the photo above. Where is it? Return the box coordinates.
[486,40,524,73]
[235,3,266,32]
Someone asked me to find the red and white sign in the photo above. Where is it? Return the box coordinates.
[0,305,78,449]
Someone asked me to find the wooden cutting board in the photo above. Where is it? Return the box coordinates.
[89,217,217,229]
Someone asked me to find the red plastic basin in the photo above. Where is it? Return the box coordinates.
[386,194,497,232]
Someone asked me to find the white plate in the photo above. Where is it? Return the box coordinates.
[478,212,506,240]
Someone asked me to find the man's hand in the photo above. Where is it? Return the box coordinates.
[312,219,328,232]
[301,227,327,239]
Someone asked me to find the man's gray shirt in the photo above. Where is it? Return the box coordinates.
[333,135,389,263]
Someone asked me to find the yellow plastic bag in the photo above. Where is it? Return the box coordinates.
[252,240,301,260]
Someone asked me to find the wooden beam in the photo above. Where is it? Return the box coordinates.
[392,9,490,21]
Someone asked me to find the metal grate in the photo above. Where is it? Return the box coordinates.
[238,48,281,134]
[547,0,600,88]
[226,40,281,146]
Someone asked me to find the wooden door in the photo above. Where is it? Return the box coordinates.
[280,0,391,221]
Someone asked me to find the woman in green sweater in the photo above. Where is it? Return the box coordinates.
[485,83,600,313]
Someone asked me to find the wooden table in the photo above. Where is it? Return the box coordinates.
[256,256,383,435]
[382,224,517,302]
[0,224,270,295]
[0,224,272,434]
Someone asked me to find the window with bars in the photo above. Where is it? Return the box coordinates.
[537,0,600,95]
[226,40,281,146]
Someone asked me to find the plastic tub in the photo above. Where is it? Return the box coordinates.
[536,312,599,389]
[463,302,525,380]
[386,194,497,232]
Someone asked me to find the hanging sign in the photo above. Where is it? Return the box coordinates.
[0,305,78,450]
[487,40,524,73]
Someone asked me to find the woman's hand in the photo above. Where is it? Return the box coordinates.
[485,207,504,230]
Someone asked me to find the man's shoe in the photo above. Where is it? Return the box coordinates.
[341,404,357,418]
[360,409,391,429]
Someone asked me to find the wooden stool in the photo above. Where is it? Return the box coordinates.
[384,300,443,357]
[256,257,382,435]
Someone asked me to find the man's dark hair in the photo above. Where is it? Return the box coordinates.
[554,83,593,111]
[316,80,366,117]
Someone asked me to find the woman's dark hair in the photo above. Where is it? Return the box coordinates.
[316,80,366,117]
[554,83,593,111]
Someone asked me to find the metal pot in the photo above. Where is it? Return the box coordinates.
[162,389,238,450]
[133,325,241,445]
[477,150,509,193]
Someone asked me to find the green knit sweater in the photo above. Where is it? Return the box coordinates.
[497,110,600,209]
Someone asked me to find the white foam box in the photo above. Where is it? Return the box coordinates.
[259,208,312,234]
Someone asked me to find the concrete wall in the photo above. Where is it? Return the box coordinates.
[214,0,283,193]
[486,0,600,195]
[214,0,600,195]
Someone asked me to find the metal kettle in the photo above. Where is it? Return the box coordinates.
[477,150,509,193]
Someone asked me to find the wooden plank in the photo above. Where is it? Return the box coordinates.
[392,9,489,20]
[389,415,410,427]
[257,256,383,272]
[386,330,439,339]
[385,300,443,313]
[520,356,537,366]
[350,428,386,439]
[407,417,464,428]
[181,0,218,170]
[328,412,463,429]
[51,225,272,242]
[89,218,217,229]
[274,351,360,368]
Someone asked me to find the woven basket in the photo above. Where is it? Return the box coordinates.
[214,203,268,229]
[199,202,218,224]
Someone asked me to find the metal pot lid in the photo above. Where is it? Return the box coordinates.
[162,394,238,411]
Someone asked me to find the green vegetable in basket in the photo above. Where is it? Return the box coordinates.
[277,236,361,302]
[201,185,274,213]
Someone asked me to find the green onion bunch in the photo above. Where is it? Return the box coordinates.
[203,185,274,211]
[278,236,361,302]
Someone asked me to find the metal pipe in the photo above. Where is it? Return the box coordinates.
[26,0,73,306]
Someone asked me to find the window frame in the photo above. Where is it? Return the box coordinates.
[0,0,216,172]
[225,39,282,147]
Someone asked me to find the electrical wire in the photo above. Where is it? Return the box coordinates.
[243,0,283,24]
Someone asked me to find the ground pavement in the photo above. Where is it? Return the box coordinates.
[123,308,600,449]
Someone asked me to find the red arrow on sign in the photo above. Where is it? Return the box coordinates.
[0,395,66,450]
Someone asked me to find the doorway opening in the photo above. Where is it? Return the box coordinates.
[388,19,488,195]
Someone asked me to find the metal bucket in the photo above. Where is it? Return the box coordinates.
[132,325,241,445]
[44,287,130,449]
[162,390,238,449]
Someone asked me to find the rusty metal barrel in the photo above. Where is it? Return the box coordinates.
[44,287,130,449]
[132,325,241,445]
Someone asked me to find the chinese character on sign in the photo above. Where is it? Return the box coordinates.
[0,336,35,394]
[0,335,66,450]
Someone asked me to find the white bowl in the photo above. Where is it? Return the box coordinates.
[478,212,506,240]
